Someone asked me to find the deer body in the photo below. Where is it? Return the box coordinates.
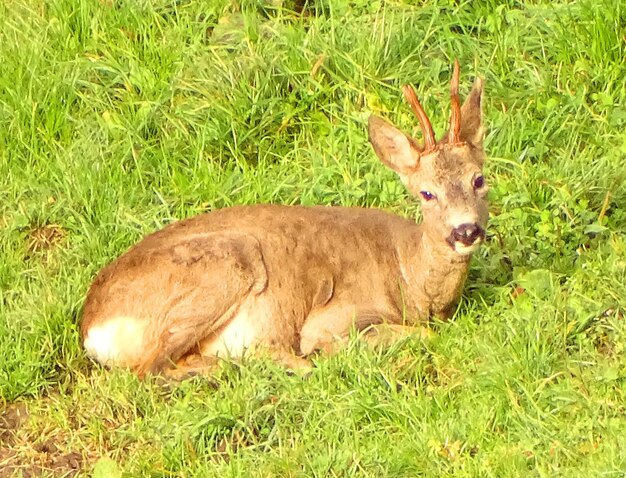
[81,63,488,377]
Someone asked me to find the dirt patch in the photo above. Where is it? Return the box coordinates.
[0,403,28,444]
[0,404,83,478]
[0,447,82,478]
[25,224,66,254]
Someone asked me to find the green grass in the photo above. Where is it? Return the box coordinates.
[1,0,625,476]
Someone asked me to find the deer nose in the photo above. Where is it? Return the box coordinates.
[451,223,485,246]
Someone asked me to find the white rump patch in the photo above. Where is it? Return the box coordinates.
[83,317,146,367]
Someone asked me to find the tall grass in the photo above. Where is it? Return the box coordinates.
[1,0,625,476]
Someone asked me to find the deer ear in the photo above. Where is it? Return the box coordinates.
[459,77,485,146]
[368,115,420,175]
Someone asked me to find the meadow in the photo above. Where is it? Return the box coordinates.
[1,0,625,476]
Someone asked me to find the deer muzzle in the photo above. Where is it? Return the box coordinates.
[447,223,486,254]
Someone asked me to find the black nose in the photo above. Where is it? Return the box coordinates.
[451,223,485,246]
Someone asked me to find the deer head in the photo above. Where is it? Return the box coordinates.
[368,60,488,255]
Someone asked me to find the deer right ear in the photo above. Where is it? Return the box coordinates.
[368,115,420,176]
[459,77,484,146]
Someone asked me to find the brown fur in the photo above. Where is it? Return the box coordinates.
[81,67,488,378]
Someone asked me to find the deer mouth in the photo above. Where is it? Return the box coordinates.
[451,240,483,255]
[446,224,486,255]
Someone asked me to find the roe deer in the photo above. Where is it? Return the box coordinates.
[81,61,488,378]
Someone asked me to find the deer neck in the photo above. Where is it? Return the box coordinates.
[397,224,472,321]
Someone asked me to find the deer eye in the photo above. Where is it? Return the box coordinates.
[420,191,436,201]
[473,175,485,189]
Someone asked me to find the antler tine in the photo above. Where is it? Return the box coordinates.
[401,84,436,152]
[448,58,462,145]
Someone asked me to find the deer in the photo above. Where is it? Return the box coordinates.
[80,60,488,379]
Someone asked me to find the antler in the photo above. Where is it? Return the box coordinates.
[448,59,462,145]
[402,60,463,150]
[401,84,436,152]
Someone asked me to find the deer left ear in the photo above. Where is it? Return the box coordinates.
[459,77,485,146]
